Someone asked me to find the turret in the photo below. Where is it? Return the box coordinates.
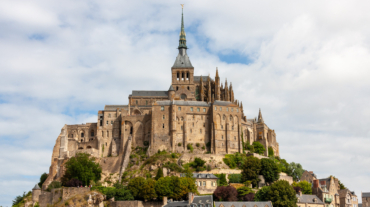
[168,85,175,101]
[225,79,229,101]
[258,108,264,123]
[32,184,41,203]
[207,76,212,103]
[200,76,204,101]
[215,68,220,100]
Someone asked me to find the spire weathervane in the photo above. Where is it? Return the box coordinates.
[178,4,187,49]
[181,4,184,9]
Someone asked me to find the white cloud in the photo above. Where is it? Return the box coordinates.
[1,0,370,205]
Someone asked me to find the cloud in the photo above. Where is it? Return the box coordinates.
[1,0,370,205]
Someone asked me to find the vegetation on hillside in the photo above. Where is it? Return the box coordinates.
[254,180,297,207]
[292,180,312,194]
[12,191,31,207]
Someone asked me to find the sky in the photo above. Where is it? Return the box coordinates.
[1,0,370,205]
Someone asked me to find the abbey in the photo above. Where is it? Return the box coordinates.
[47,9,279,188]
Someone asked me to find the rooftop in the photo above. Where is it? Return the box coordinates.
[156,100,211,107]
[214,201,273,207]
[363,192,370,198]
[180,173,218,179]
[104,105,128,111]
[296,194,324,204]
[131,90,168,97]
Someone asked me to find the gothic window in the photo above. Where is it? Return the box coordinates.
[107,131,109,137]
[197,108,200,112]
[81,132,84,137]
[163,115,165,120]
[181,94,186,99]
[191,107,193,111]
[177,72,180,81]
[91,130,94,136]
[111,121,113,125]
[136,100,138,105]
[106,121,108,125]
[182,72,185,81]
[162,124,165,129]
[178,107,181,111]
[161,106,164,111]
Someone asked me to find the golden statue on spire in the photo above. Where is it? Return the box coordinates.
[181,4,184,9]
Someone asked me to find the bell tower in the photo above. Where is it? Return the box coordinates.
[171,5,195,101]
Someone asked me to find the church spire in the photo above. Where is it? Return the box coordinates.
[178,6,187,49]
[258,108,264,123]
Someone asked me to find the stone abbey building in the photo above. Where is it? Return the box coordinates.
[46,9,279,189]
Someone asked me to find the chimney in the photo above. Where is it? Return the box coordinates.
[163,197,168,206]
[299,190,302,196]
[313,180,319,188]
[188,192,194,204]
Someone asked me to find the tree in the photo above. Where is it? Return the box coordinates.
[261,180,297,207]
[142,179,157,201]
[287,162,304,181]
[242,193,255,201]
[252,142,266,155]
[215,174,228,186]
[190,157,206,171]
[278,158,290,174]
[254,186,271,201]
[155,176,197,200]
[237,186,253,200]
[127,177,147,200]
[260,158,280,184]
[268,147,274,157]
[61,153,102,186]
[293,186,302,194]
[115,188,134,201]
[292,181,312,194]
[38,173,48,187]
[241,157,261,188]
[65,178,83,187]
[155,167,164,180]
[213,186,238,201]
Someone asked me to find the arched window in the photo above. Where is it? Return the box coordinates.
[182,72,185,81]
[162,124,165,129]
[176,86,179,91]
[223,115,226,120]
[177,72,180,81]
[90,130,94,136]
[81,133,84,137]
[107,131,109,137]
[181,94,186,99]
[187,86,190,90]
[130,127,133,134]
[136,100,138,105]
[186,72,189,80]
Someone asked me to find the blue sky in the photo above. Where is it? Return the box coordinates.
[1,0,370,206]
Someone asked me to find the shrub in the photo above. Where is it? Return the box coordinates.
[252,142,266,155]
[213,186,238,201]
[155,167,164,180]
[171,153,178,158]
[202,146,205,150]
[47,181,62,191]
[206,142,211,147]
[65,178,83,187]
[268,147,274,157]
[196,143,200,147]
[214,174,228,186]
[206,165,211,171]
[38,173,48,188]
[237,186,253,200]
[187,144,194,152]
[178,143,181,146]
[228,174,241,183]
[292,181,312,194]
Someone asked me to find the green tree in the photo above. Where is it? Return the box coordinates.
[278,158,290,174]
[38,173,48,188]
[252,142,266,155]
[142,179,157,201]
[254,186,270,201]
[260,158,280,184]
[155,176,197,200]
[155,167,164,180]
[268,147,274,157]
[292,181,312,194]
[241,157,261,188]
[215,173,228,186]
[190,157,206,171]
[228,174,242,183]
[155,176,174,200]
[61,153,102,186]
[127,177,147,200]
[115,188,134,201]
[287,162,304,181]
[264,180,297,207]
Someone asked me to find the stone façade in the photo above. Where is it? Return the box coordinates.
[43,9,279,190]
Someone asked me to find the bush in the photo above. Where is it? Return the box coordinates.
[252,142,266,155]
[61,153,102,186]
[178,143,181,146]
[12,191,31,207]
[292,181,312,194]
[155,176,197,200]
[223,153,248,169]
[206,165,211,171]
[237,186,253,200]
[196,143,200,147]
[268,147,274,157]
[262,180,297,207]
[155,167,164,180]
[171,153,178,158]
[214,174,228,186]
[38,173,48,188]
[206,142,211,147]
[187,144,194,153]
[228,174,241,183]
[65,178,83,187]
[213,186,238,201]
[188,157,206,171]
[202,146,205,150]
[47,181,62,191]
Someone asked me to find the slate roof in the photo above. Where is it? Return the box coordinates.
[213,100,238,106]
[363,192,370,197]
[163,195,213,207]
[194,76,213,82]
[296,194,324,204]
[169,85,175,91]
[180,173,218,179]
[32,184,41,190]
[131,90,169,97]
[104,105,128,111]
[156,100,211,107]
[359,204,362,207]
[214,201,273,207]
[172,51,194,68]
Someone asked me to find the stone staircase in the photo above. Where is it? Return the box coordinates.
[118,136,132,183]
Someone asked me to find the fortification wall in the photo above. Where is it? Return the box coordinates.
[63,187,90,201]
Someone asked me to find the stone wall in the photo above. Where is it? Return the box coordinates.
[39,191,52,207]
[51,188,63,204]
[279,172,293,184]
[62,187,90,201]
